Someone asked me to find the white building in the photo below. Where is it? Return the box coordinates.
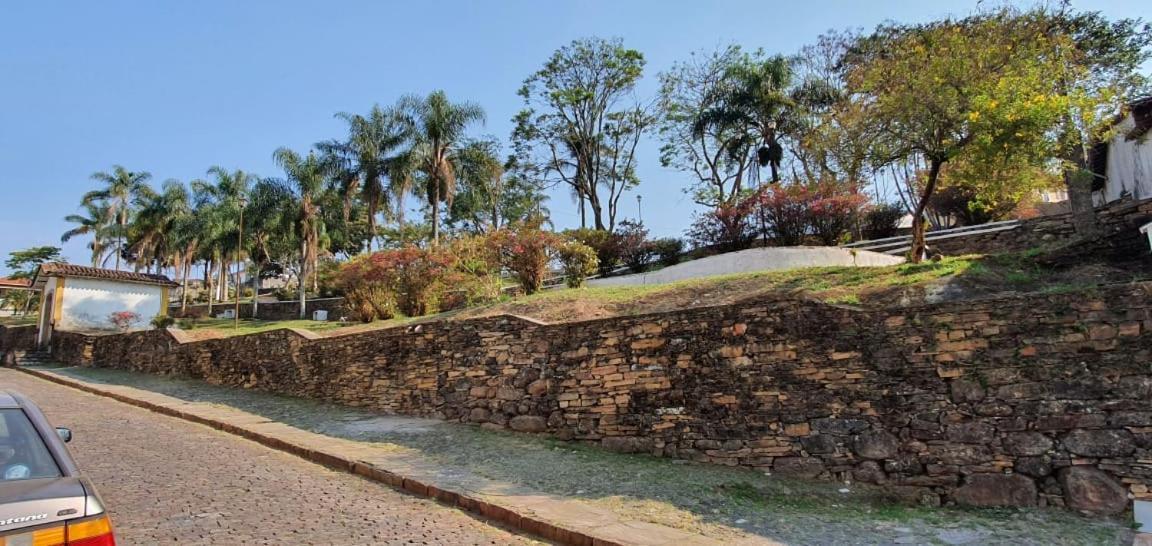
[1097,97,1152,203]
[31,263,177,346]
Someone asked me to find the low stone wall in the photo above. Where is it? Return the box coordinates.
[0,324,36,365]
[170,297,346,321]
[48,283,1152,514]
[932,197,1152,257]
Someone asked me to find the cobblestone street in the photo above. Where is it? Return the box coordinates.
[0,369,537,545]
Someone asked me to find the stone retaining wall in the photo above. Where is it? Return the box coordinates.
[932,197,1152,257]
[0,324,36,365]
[43,284,1152,515]
[170,297,346,321]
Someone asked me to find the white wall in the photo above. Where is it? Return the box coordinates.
[58,278,164,332]
[1104,114,1152,203]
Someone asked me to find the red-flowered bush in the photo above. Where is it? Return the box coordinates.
[686,199,758,253]
[744,180,869,246]
[489,220,563,295]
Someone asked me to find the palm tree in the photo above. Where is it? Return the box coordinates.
[693,55,798,185]
[319,105,409,251]
[455,139,506,232]
[245,178,294,317]
[273,147,329,318]
[81,166,153,270]
[396,91,486,246]
[61,202,115,267]
[191,167,258,302]
[128,179,190,275]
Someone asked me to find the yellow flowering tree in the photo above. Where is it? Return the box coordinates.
[844,11,1067,261]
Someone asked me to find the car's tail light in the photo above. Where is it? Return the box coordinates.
[64,515,115,546]
[0,514,114,546]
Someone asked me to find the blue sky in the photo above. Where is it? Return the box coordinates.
[1,0,1148,274]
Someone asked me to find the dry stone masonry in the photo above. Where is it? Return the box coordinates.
[931,197,1152,258]
[11,283,1152,516]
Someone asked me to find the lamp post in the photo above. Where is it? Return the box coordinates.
[636,194,643,224]
[234,195,248,330]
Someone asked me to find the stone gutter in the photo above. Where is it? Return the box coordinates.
[16,366,777,546]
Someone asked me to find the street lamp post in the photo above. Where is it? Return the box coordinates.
[637,194,643,224]
[234,196,248,330]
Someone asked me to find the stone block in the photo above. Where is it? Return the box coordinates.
[1062,429,1137,458]
[1058,467,1129,516]
[854,431,900,460]
[952,474,1037,507]
[946,422,995,444]
[1003,432,1054,456]
[772,457,824,478]
[509,415,547,433]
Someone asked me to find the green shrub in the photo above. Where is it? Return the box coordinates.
[649,238,685,266]
[862,202,906,240]
[557,241,599,288]
[151,315,175,329]
[564,228,621,276]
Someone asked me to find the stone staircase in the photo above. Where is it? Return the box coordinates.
[15,350,54,367]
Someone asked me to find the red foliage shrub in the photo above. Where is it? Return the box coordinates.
[489,220,563,295]
[686,200,758,253]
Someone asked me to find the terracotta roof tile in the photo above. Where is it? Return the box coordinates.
[34,263,179,287]
[0,277,32,289]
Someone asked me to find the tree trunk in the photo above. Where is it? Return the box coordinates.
[432,183,441,246]
[299,240,308,319]
[205,260,214,315]
[218,258,228,303]
[251,264,260,319]
[1064,165,1100,239]
[180,258,190,315]
[909,158,944,264]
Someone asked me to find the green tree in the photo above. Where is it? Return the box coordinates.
[844,12,1068,262]
[447,140,549,234]
[61,202,116,267]
[513,37,651,232]
[81,165,153,270]
[319,105,409,251]
[273,148,331,317]
[1041,6,1152,236]
[127,179,191,275]
[5,246,62,278]
[692,54,798,186]
[396,91,486,246]
[190,167,258,302]
[658,45,757,206]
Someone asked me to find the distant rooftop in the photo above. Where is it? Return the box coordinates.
[0,277,32,290]
[32,263,178,288]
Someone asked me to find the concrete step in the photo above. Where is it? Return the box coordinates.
[15,352,53,365]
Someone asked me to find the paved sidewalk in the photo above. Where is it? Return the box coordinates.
[17,365,1135,546]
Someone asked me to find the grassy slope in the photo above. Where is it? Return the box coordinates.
[174,252,1146,337]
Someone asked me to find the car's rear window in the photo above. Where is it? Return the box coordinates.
[0,409,61,481]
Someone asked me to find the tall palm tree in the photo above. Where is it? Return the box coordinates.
[61,202,115,267]
[319,105,409,251]
[244,178,294,317]
[128,179,190,275]
[455,139,506,232]
[397,91,485,246]
[693,55,797,184]
[81,165,153,270]
[191,167,258,302]
[273,147,329,318]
